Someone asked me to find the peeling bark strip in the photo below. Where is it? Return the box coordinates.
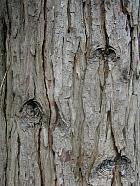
[0,0,140,185]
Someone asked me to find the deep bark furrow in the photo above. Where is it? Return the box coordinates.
[0,15,8,186]
[38,128,44,186]
[101,0,109,48]
[67,0,71,33]
[17,134,20,186]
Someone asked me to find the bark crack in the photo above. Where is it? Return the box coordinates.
[67,0,71,33]
[42,0,56,184]
[17,134,20,185]
[38,128,44,186]
[41,0,51,137]
[109,110,119,155]
[4,71,8,186]
[120,0,130,16]
[109,110,122,185]
[5,0,11,35]
[100,0,109,48]
[0,17,8,186]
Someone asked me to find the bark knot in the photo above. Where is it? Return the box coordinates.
[19,99,43,130]
[90,155,132,179]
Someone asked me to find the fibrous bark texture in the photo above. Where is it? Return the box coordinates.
[0,0,140,185]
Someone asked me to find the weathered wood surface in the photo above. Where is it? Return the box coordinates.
[0,0,140,185]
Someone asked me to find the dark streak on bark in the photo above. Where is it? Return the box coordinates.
[126,12,135,95]
[42,0,52,154]
[1,17,8,186]
[99,0,110,115]
[5,0,11,35]
[52,149,57,186]
[129,27,134,77]
[41,0,51,142]
[17,134,20,185]
[72,43,83,183]
[108,110,117,186]
[138,33,140,60]
[3,53,8,186]
[107,108,122,170]
[120,1,134,79]
[106,110,111,141]
[110,111,119,155]
[126,14,133,69]
[101,1,110,85]
[85,0,92,58]
[109,109,123,185]
[99,81,103,114]
[0,17,7,95]
[120,0,130,16]
[20,0,25,29]
[100,0,109,48]
[38,128,44,186]
[67,0,71,33]
[82,0,88,58]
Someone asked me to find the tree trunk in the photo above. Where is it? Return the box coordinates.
[0,0,140,185]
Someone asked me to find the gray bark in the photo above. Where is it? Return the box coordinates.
[0,0,140,185]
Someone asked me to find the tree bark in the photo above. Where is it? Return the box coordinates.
[0,0,140,185]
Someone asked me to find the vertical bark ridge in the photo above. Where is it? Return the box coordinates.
[42,0,57,185]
